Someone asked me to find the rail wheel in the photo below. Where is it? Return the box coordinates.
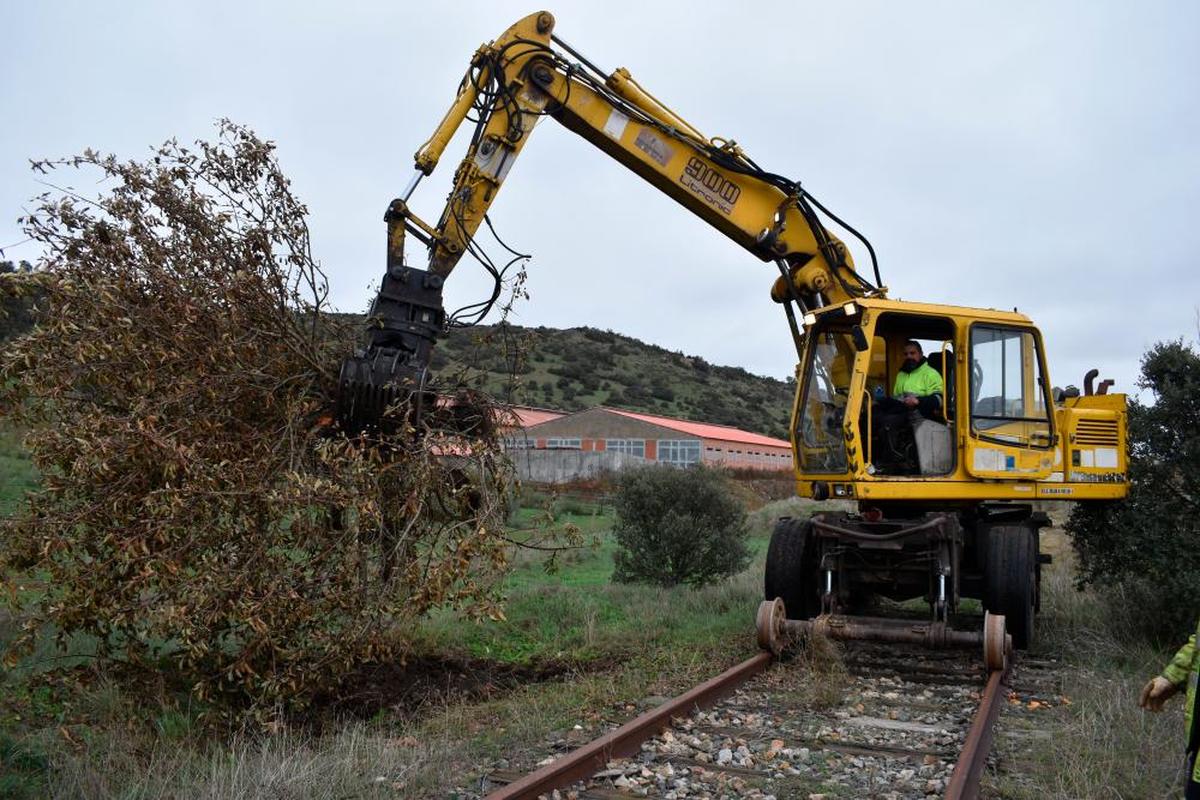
[756,598,788,655]
[984,523,1036,650]
[764,517,821,620]
[982,611,1010,671]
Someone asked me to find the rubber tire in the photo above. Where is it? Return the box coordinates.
[764,517,821,620]
[983,523,1036,650]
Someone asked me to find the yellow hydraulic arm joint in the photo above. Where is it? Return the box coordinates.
[413,11,556,176]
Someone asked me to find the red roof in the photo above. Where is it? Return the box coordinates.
[505,405,566,428]
[603,408,790,449]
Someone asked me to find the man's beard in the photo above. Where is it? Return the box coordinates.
[901,357,924,373]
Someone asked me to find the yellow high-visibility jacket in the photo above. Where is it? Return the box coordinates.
[1161,618,1200,779]
[893,360,944,398]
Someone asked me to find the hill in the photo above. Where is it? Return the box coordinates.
[431,324,796,440]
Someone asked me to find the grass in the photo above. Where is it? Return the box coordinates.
[3,533,779,798]
[415,497,813,668]
[44,630,775,798]
[420,501,776,666]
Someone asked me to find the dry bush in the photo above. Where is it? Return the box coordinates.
[0,122,529,712]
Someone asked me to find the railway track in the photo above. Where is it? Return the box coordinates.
[479,605,1017,800]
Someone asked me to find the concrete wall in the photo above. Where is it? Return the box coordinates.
[701,440,793,470]
[509,448,647,483]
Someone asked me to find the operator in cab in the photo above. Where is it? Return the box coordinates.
[867,340,946,474]
[878,341,944,420]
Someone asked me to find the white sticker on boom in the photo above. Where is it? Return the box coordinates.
[473,142,515,183]
[1094,448,1119,468]
[603,109,629,140]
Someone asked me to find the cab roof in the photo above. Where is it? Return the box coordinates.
[818,296,1035,326]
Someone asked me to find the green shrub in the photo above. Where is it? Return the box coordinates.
[1065,339,1200,645]
[611,465,750,587]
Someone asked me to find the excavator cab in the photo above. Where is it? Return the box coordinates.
[791,298,1065,498]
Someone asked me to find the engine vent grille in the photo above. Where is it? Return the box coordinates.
[1075,418,1119,446]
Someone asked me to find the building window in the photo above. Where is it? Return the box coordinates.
[657,439,701,466]
[503,436,533,450]
[606,438,645,457]
[546,437,582,450]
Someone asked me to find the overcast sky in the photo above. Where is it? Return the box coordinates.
[3,1,1198,398]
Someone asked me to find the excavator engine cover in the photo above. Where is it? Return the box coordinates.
[336,266,446,435]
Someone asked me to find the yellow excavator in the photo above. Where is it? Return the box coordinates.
[337,11,1128,657]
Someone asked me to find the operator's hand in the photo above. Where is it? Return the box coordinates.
[903,395,919,409]
[1138,676,1179,712]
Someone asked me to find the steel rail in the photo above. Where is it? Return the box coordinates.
[482,652,773,800]
[944,660,1012,799]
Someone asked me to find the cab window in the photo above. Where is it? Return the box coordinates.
[969,325,1051,447]
[796,329,854,473]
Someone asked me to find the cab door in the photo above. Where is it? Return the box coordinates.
[964,324,1056,480]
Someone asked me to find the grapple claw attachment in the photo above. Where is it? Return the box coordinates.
[335,266,445,435]
[336,351,434,435]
